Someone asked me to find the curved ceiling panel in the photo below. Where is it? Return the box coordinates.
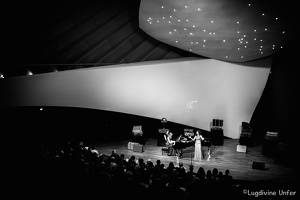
[139,0,290,62]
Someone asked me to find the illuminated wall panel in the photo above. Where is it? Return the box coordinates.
[1,58,272,138]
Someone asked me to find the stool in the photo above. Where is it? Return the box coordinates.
[161,146,169,155]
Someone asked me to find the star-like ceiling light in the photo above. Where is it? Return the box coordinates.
[139,0,289,62]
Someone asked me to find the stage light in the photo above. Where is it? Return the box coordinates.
[161,118,167,129]
[27,70,33,76]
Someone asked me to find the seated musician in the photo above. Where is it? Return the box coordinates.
[164,129,176,146]
[164,129,176,156]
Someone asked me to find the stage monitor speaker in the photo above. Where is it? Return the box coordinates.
[252,161,265,170]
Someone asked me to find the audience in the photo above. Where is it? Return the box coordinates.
[21,139,256,199]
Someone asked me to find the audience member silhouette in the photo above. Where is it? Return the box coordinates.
[212,168,219,180]
[224,169,233,183]
[217,171,224,183]
[177,162,186,178]
[166,161,175,175]
[206,169,212,182]
[196,167,206,181]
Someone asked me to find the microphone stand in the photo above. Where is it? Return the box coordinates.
[190,141,194,166]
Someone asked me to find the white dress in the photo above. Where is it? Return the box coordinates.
[194,135,202,161]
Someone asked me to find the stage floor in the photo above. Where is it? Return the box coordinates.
[92,137,298,184]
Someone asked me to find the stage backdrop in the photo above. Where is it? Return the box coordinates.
[0,57,272,138]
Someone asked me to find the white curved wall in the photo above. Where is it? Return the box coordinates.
[1,57,272,138]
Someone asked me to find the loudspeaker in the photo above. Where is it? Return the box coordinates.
[252,161,265,170]
[211,129,224,145]
[220,119,223,127]
[213,119,217,126]
[213,119,223,127]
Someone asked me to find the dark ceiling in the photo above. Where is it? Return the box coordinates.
[2,0,203,78]
[2,0,298,78]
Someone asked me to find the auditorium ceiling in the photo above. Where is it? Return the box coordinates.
[1,0,298,78]
[139,0,290,62]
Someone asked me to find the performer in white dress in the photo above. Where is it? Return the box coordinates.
[192,130,204,161]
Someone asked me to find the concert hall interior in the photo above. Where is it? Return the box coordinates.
[1,0,299,198]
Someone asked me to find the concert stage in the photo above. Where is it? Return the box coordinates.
[92,137,298,185]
